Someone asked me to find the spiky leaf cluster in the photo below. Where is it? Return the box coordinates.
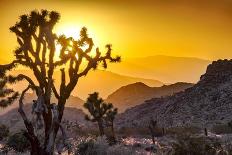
[0,73,19,108]
[105,107,118,124]
[84,92,115,122]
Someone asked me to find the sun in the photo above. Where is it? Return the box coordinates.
[55,25,80,40]
[54,24,99,61]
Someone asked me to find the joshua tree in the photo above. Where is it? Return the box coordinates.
[105,107,118,140]
[0,10,120,155]
[84,92,115,136]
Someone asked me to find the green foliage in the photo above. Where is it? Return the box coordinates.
[0,124,9,141]
[6,130,30,152]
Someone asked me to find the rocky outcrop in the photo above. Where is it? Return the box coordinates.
[116,59,232,129]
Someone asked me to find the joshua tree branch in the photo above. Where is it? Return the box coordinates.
[18,85,37,135]
[52,82,60,99]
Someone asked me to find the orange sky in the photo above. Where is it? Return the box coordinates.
[0,0,232,63]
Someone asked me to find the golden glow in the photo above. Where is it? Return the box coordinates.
[0,0,232,64]
[55,24,100,59]
[55,25,80,40]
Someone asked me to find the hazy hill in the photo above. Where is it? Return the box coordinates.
[106,82,193,112]
[116,59,232,129]
[0,103,92,133]
[107,55,211,83]
[9,69,163,99]
[0,93,85,115]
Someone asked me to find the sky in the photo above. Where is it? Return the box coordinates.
[0,0,232,63]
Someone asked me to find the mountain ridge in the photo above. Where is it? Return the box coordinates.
[116,59,232,129]
[106,82,193,112]
[10,69,163,99]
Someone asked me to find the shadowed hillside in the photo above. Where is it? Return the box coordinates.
[116,59,232,129]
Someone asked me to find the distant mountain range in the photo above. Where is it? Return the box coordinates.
[3,55,211,99]
[10,69,163,99]
[107,55,211,83]
[116,59,232,129]
[106,82,193,112]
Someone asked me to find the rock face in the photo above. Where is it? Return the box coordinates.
[106,82,193,112]
[116,60,232,129]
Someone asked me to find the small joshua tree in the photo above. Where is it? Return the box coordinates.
[84,92,114,136]
[105,107,118,141]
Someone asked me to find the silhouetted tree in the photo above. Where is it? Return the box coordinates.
[105,107,118,141]
[0,10,120,155]
[84,92,115,136]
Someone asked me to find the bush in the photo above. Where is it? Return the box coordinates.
[6,130,30,152]
[75,136,136,155]
[0,124,9,141]
[76,138,95,155]
[171,135,223,155]
[76,136,108,155]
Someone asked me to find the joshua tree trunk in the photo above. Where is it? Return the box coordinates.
[24,129,43,155]
[43,98,67,155]
[98,119,105,136]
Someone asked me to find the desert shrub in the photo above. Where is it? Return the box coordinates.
[212,124,232,134]
[76,138,95,155]
[6,130,30,152]
[0,124,9,140]
[76,136,108,155]
[171,135,223,155]
[75,136,137,155]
